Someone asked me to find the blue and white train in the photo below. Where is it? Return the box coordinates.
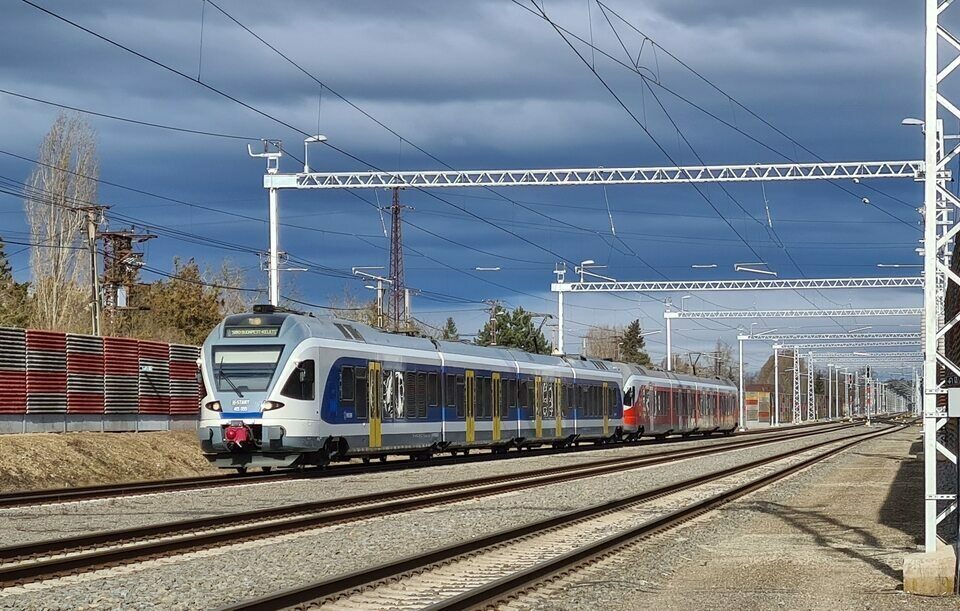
[197,306,739,471]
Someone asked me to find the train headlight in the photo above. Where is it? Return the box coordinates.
[260,400,285,411]
[205,400,222,412]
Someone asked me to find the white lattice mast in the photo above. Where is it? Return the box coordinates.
[793,350,802,423]
[807,352,816,420]
[922,0,959,554]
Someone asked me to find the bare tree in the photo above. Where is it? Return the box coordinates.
[583,324,621,359]
[327,286,379,326]
[25,113,98,332]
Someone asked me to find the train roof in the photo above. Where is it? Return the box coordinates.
[218,308,619,375]
[609,361,736,388]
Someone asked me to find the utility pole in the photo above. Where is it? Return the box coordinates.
[773,345,780,426]
[79,205,108,336]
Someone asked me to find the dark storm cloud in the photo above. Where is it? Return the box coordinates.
[0,0,927,357]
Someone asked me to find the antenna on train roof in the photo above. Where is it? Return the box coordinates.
[252,303,309,316]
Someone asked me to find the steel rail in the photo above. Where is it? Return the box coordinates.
[220,423,907,611]
[430,424,908,611]
[0,422,859,585]
[0,418,846,509]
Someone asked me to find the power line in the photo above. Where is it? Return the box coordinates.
[0,87,257,140]
[204,0,663,274]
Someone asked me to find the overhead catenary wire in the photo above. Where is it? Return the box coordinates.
[0,88,258,141]
[15,0,615,270]
[527,1,892,332]
[202,0,661,273]
[14,0,847,353]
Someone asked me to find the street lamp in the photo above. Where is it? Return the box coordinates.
[576,259,616,282]
[691,263,717,269]
[735,262,778,277]
[877,263,922,268]
[352,266,391,329]
[475,267,501,272]
[303,134,328,173]
[681,295,692,311]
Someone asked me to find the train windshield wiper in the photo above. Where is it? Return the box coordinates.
[217,356,244,398]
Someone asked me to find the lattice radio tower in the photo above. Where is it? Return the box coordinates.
[387,187,408,331]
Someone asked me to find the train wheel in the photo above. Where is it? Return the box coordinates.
[236,466,247,475]
[379,455,388,463]
[362,456,371,464]
[262,466,272,473]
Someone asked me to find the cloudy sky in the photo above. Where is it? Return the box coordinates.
[0,0,930,373]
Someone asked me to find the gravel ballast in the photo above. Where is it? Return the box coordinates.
[0,423,848,548]
[505,424,946,611]
[0,423,887,610]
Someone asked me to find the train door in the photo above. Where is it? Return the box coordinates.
[602,382,610,436]
[465,370,475,443]
[367,361,382,448]
[694,386,701,428]
[554,379,563,437]
[713,390,723,426]
[492,372,502,441]
[534,375,543,438]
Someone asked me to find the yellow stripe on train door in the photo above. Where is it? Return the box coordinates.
[465,370,475,443]
[492,372,501,441]
[368,361,382,448]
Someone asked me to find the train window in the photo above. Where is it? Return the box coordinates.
[487,376,495,418]
[445,374,456,408]
[500,378,509,413]
[416,372,427,419]
[519,380,528,409]
[354,367,368,419]
[427,372,439,407]
[281,360,316,401]
[455,375,465,418]
[478,377,490,419]
[339,366,355,405]
[508,379,517,408]
[527,381,535,413]
[403,371,416,419]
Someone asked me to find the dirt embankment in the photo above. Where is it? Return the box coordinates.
[0,430,219,493]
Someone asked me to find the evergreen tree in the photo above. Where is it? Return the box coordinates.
[441,317,459,341]
[476,306,552,354]
[620,319,652,366]
[0,238,31,328]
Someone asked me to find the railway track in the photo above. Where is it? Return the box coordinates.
[0,420,864,586]
[220,422,908,611]
[0,418,861,509]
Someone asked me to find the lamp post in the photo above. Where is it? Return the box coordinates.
[352,266,391,329]
[303,134,328,173]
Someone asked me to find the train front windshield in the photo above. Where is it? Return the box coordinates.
[212,346,283,394]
